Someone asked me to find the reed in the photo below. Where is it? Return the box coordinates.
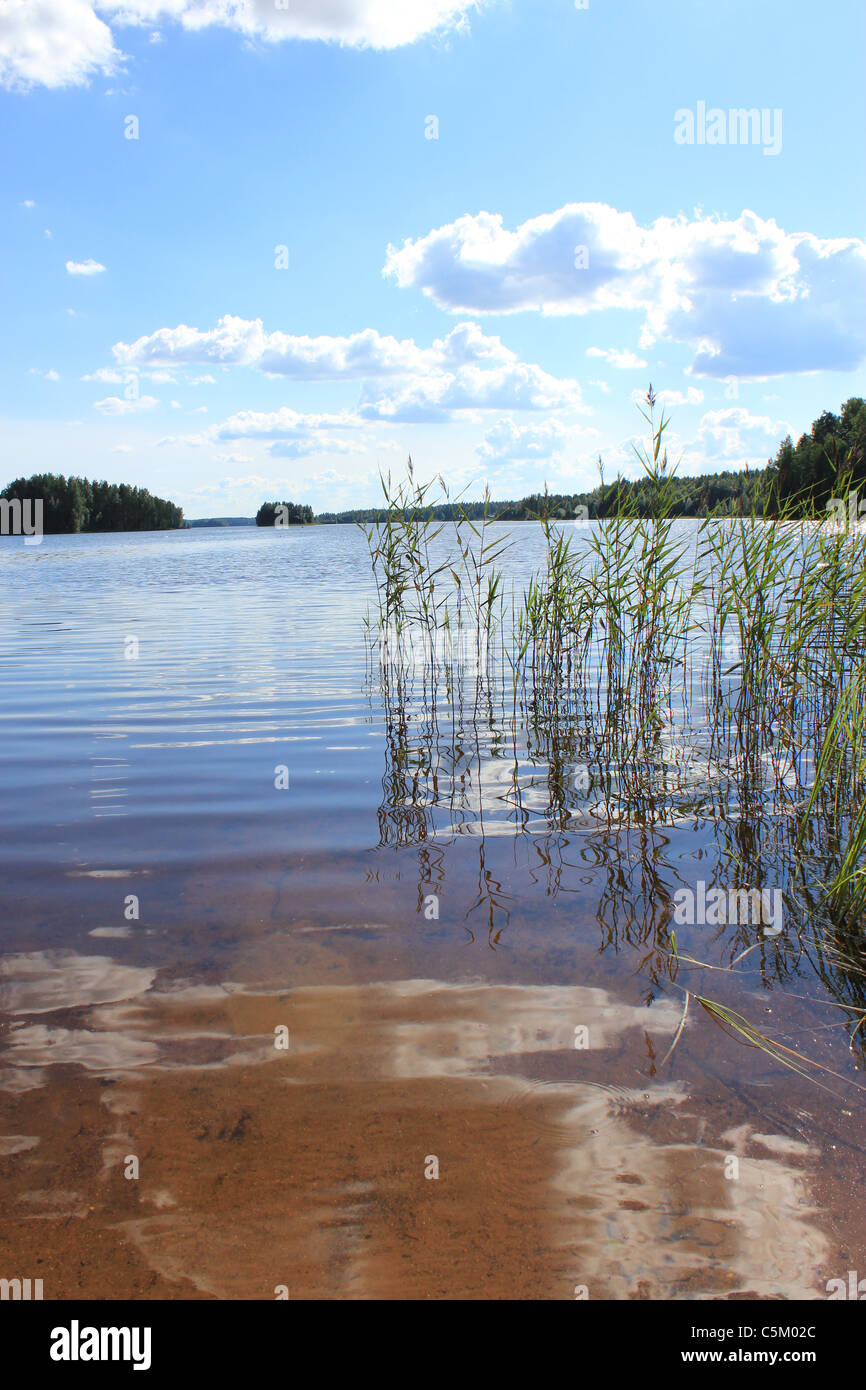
[360,387,866,1056]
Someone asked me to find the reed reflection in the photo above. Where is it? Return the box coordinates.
[365,510,866,1076]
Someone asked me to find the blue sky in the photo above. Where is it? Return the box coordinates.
[2,0,864,517]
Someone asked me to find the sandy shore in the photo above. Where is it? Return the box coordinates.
[2,941,862,1300]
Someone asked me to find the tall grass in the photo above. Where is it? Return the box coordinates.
[360,387,866,950]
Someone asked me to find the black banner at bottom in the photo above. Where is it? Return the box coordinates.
[3,1295,858,1376]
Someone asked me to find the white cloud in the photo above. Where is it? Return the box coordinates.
[385,204,654,317]
[268,437,359,459]
[213,405,361,458]
[84,365,176,385]
[0,0,120,91]
[104,0,483,47]
[630,386,704,408]
[177,459,370,515]
[358,360,584,422]
[20,198,34,208]
[307,467,370,486]
[666,232,866,380]
[66,258,106,275]
[385,203,866,380]
[1,0,484,90]
[112,315,582,422]
[93,393,159,414]
[82,367,125,382]
[477,417,568,463]
[430,320,515,367]
[214,406,358,441]
[160,405,366,459]
[694,407,791,465]
[586,347,647,369]
[112,315,514,380]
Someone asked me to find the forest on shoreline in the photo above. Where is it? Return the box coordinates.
[3,398,863,533]
[0,474,183,532]
[317,397,866,524]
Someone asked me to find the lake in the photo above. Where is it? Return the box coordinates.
[0,523,863,1300]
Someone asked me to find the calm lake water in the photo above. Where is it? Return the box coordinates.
[1,524,863,1300]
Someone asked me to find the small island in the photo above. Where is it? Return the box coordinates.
[1,473,183,532]
[255,501,314,526]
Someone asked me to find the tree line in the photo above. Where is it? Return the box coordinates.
[255,501,314,526]
[316,398,866,523]
[6,400,863,533]
[0,474,184,532]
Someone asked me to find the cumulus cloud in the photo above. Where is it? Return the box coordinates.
[93,393,159,415]
[163,405,364,459]
[586,347,648,369]
[84,366,177,386]
[630,386,704,408]
[385,204,654,316]
[0,0,120,90]
[384,203,866,380]
[179,462,378,516]
[477,417,568,463]
[214,406,359,441]
[694,407,791,464]
[83,367,133,382]
[357,360,584,423]
[66,258,106,275]
[666,234,866,379]
[112,315,514,379]
[112,315,581,422]
[1,0,483,90]
[106,0,483,46]
[268,438,358,459]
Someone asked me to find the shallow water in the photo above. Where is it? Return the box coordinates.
[0,524,863,1300]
